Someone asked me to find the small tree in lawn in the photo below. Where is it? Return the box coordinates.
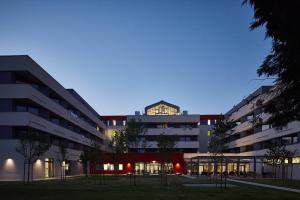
[16,128,51,183]
[156,132,177,186]
[125,119,147,185]
[208,119,235,188]
[265,141,285,180]
[111,130,128,177]
[80,150,90,177]
[56,141,69,182]
[89,140,104,184]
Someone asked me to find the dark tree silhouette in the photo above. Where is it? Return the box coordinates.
[208,119,235,188]
[157,132,178,186]
[16,129,51,183]
[244,0,300,127]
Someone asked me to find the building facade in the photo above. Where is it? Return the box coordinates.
[101,100,223,154]
[224,86,300,179]
[1,55,299,180]
[0,55,108,180]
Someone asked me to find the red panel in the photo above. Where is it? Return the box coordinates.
[200,114,224,120]
[100,116,127,121]
[90,152,185,175]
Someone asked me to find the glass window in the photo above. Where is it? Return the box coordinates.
[28,107,39,115]
[282,137,292,145]
[16,105,27,112]
[207,119,211,126]
[119,164,123,170]
[103,163,114,171]
[292,136,298,144]
[208,130,211,136]
[292,157,300,164]
[112,120,116,126]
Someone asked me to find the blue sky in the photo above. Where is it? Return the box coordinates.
[0,0,272,115]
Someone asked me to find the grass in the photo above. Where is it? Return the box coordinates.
[0,175,300,200]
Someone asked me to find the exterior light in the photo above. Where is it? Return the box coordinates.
[35,159,42,167]
[4,158,16,171]
[152,160,156,163]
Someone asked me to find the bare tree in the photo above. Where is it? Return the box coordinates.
[157,132,177,186]
[208,119,235,188]
[16,128,51,183]
[56,141,69,182]
[125,119,147,185]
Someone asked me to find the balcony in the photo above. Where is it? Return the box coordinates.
[135,141,199,149]
[0,112,107,150]
[0,84,105,140]
[226,121,300,149]
[145,127,200,135]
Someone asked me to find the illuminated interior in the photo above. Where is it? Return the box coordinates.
[146,103,179,115]
[45,158,54,178]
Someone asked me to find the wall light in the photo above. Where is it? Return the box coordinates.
[4,158,16,171]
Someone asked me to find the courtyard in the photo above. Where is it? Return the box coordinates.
[0,175,300,200]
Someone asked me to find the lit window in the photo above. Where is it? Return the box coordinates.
[104,163,114,170]
[292,157,300,164]
[112,120,116,126]
[208,119,211,126]
[208,130,211,136]
[123,120,126,126]
[119,164,123,170]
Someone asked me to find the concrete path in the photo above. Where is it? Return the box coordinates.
[228,179,300,193]
[184,183,237,188]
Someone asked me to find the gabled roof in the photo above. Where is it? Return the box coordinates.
[145,100,180,112]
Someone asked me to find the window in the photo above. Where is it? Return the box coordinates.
[292,157,300,164]
[103,163,114,171]
[112,120,116,126]
[282,137,292,145]
[51,118,60,125]
[208,130,211,136]
[207,119,211,126]
[123,120,126,126]
[119,164,123,170]
[28,106,39,115]
[146,103,179,115]
[292,136,298,144]
[16,105,27,112]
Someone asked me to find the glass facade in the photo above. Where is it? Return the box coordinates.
[146,104,178,115]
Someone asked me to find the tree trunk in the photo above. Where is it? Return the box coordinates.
[23,161,26,183]
[27,162,30,183]
[290,163,293,181]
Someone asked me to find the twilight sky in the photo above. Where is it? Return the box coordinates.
[0,0,272,115]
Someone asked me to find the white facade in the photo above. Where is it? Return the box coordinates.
[0,55,108,180]
[102,101,221,153]
[225,86,300,178]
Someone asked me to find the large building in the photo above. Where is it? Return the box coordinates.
[224,86,300,179]
[101,100,223,153]
[0,55,299,180]
[185,86,300,178]
[0,55,108,180]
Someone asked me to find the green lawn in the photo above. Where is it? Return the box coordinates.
[0,175,299,200]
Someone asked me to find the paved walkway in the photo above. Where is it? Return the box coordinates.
[228,179,300,193]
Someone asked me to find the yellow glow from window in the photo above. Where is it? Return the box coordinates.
[208,130,211,136]
[293,157,300,164]
[146,104,178,115]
